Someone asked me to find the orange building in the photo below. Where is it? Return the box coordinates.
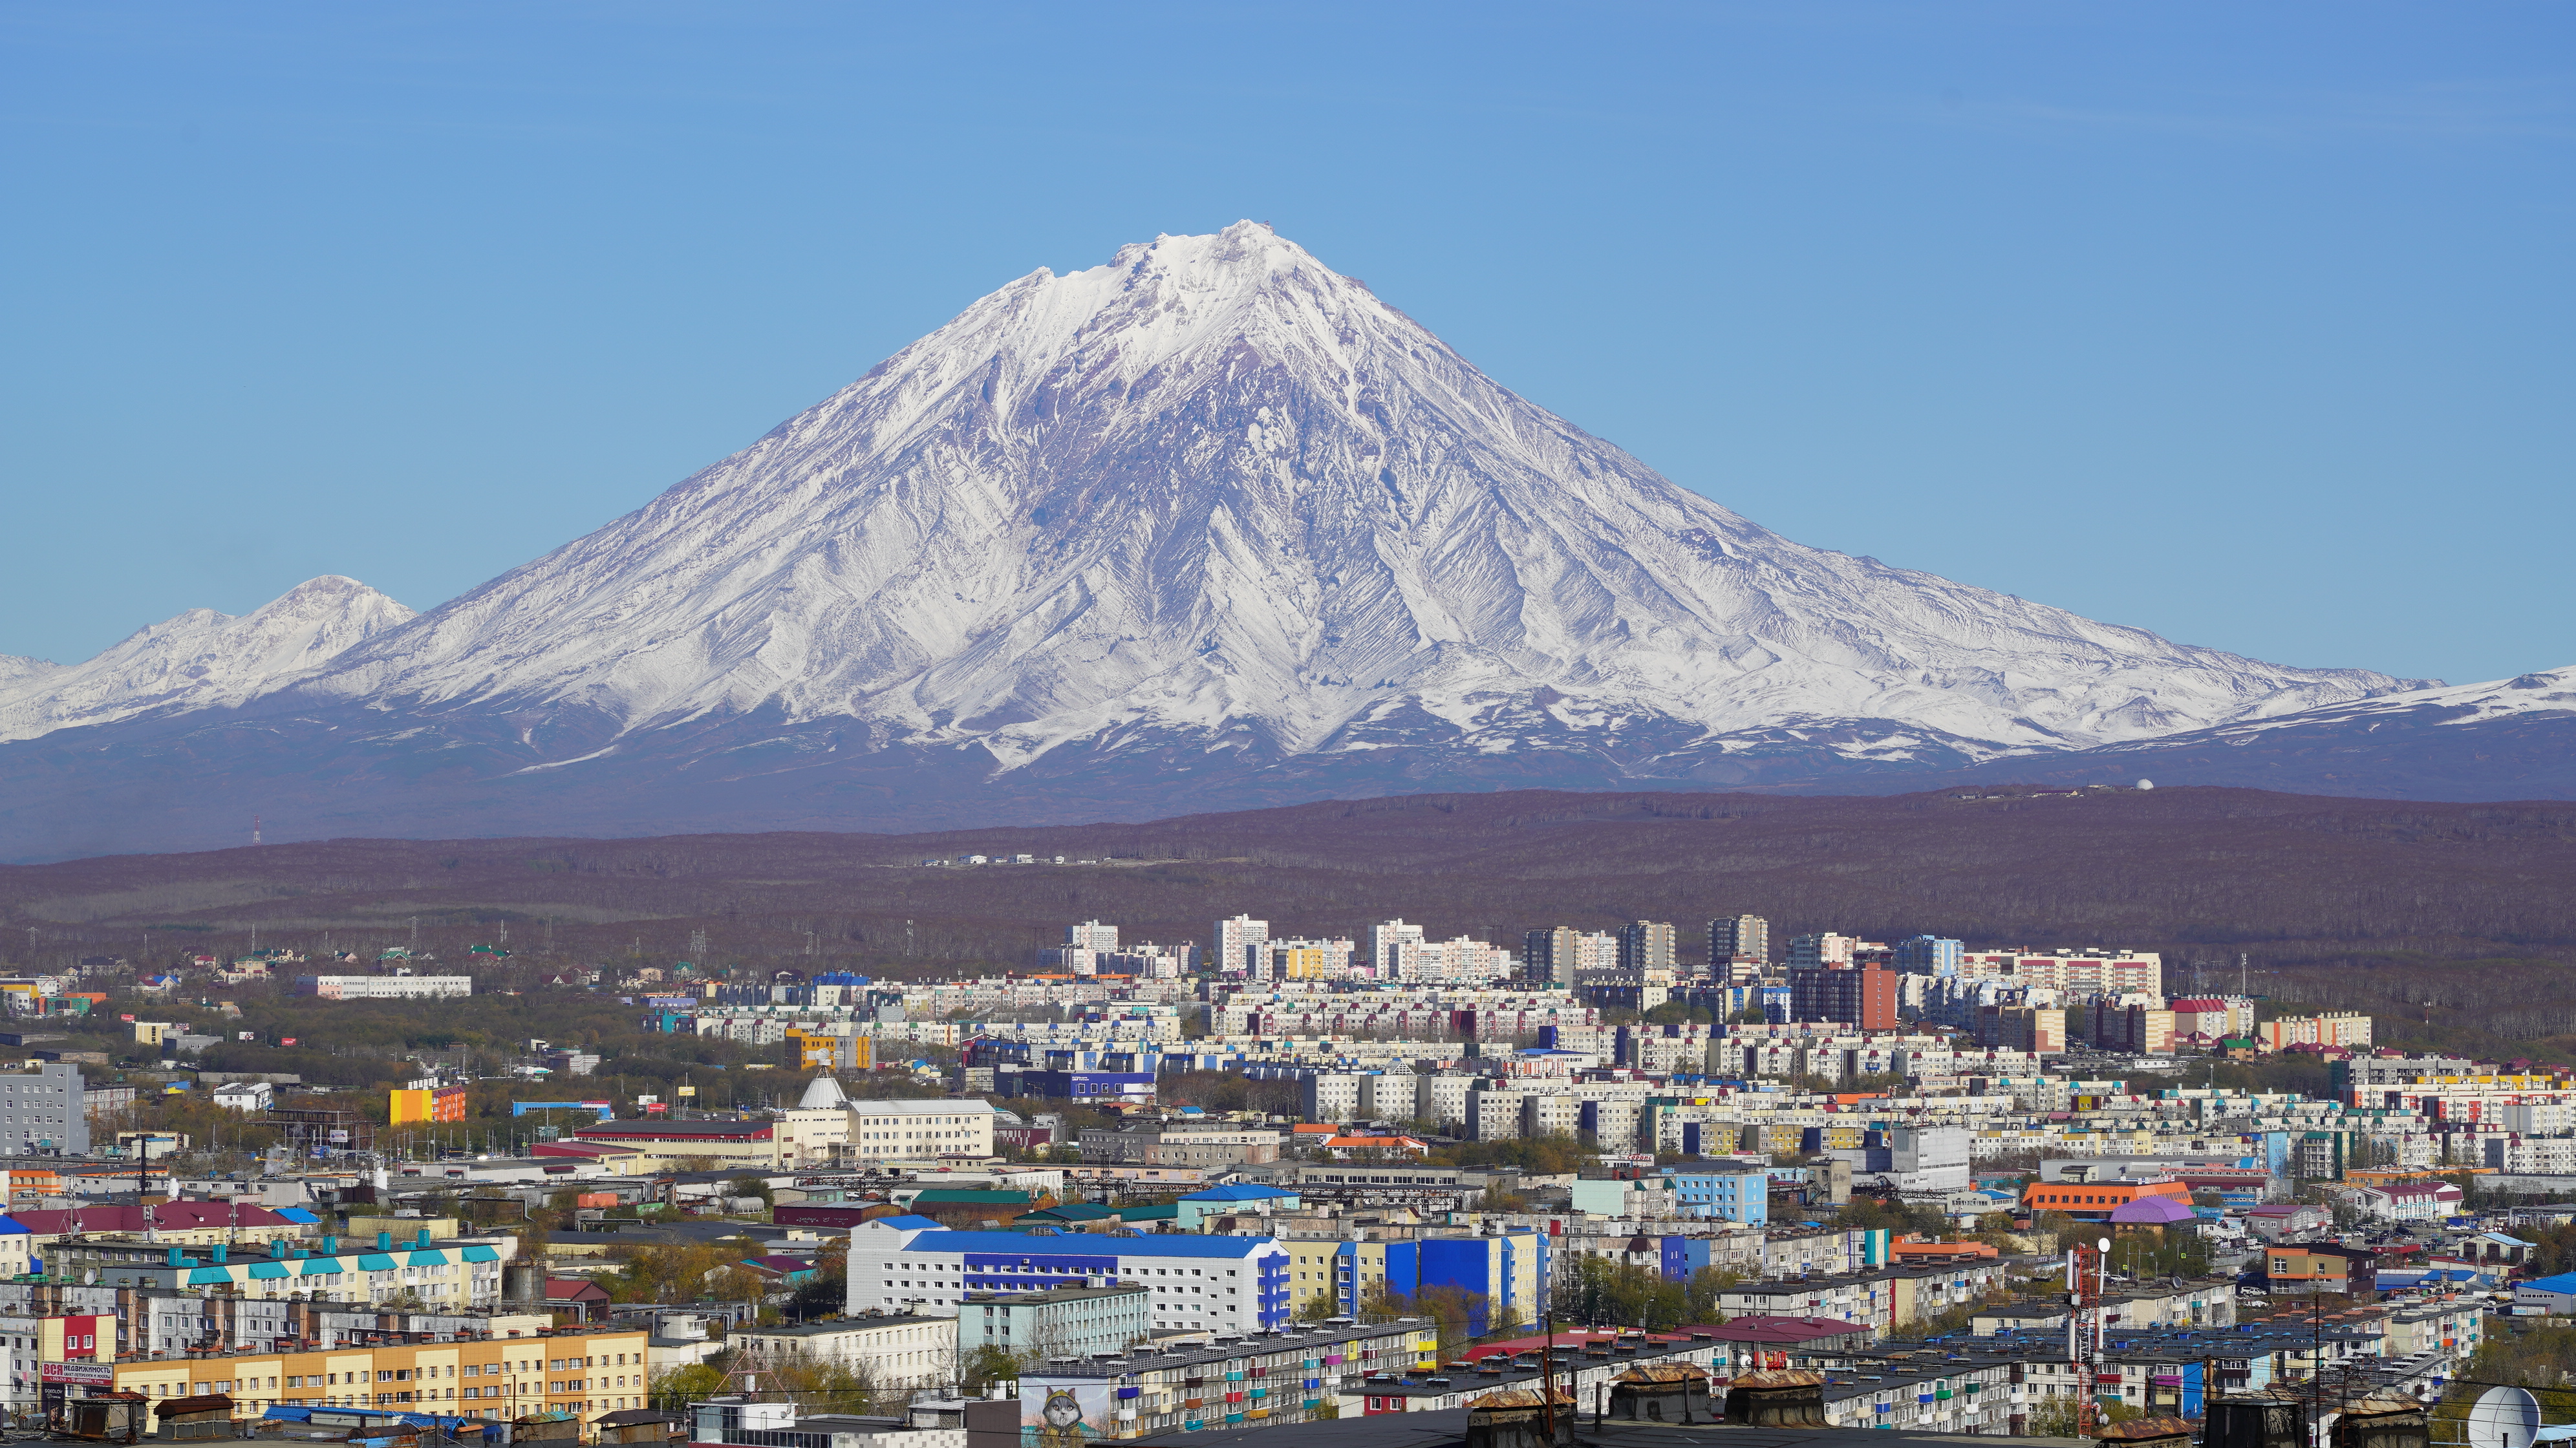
[1890,1237,2000,1264]
[2020,1178,2190,1221]
[389,1085,467,1124]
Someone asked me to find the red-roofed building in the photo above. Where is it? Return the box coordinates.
[1701,1315,1879,1362]
[546,1276,612,1324]
[1459,1328,1692,1361]
[9,1200,298,1249]
[2358,1181,2465,1223]
[2021,1178,2190,1222]
[570,1118,782,1169]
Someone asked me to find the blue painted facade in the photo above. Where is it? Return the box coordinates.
[1662,1167,1768,1224]
[1005,1069,1159,1100]
[1893,936,1964,977]
[850,1226,1290,1331]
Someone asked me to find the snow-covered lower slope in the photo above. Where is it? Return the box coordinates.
[0,576,414,743]
[292,222,2423,774]
[2134,665,2576,738]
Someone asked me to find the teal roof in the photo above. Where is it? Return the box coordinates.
[459,1244,500,1263]
[248,1261,290,1279]
[407,1250,447,1266]
[302,1258,339,1275]
[188,1266,233,1284]
[358,1253,398,1270]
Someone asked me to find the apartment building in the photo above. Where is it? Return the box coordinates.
[1523,928,1617,988]
[1978,1006,2066,1054]
[844,1222,1291,1334]
[1278,1231,1543,1332]
[2259,1012,2376,1051]
[1079,1125,1280,1167]
[1618,921,1679,974]
[1661,1166,1770,1224]
[958,1285,1150,1361]
[1891,936,1963,977]
[1788,963,1898,1030]
[50,1229,515,1308]
[1955,949,2162,999]
[1020,1319,1435,1436]
[730,1316,961,1389]
[106,1324,650,1425]
[0,1065,87,1156]
[1708,915,1770,973]
[1210,917,1269,975]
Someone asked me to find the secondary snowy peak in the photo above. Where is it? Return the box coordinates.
[2120,665,2576,744]
[302,222,2422,767]
[0,655,59,693]
[0,576,415,743]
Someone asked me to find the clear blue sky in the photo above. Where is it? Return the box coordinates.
[3,3,2568,685]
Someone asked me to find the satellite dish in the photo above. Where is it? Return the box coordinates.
[2136,778,2156,791]
[2468,1386,2541,1448]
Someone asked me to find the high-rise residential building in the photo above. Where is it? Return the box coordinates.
[1525,927,1575,986]
[1616,921,1677,975]
[1268,939,1349,980]
[1893,936,1964,977]
[1214,915,1269,975]
[1954,948,2162,999]
[1523,927,1617,986]
[1370,920,1427,978]
[1788,961,1898,1030]
[1785,933,1859,969]
[1708,915,1770,972]
[0,1063,86,1155]
[1979,1005,2066,1054]
[1066,920,1121,952]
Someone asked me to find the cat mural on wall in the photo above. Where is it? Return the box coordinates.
[1037,1388,1091,1448]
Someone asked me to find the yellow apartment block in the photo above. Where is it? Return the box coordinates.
[109,1326,653,1425]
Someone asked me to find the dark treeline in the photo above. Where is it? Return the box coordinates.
[3,786,2571,998]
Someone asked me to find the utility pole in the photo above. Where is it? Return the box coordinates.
[1538,1304,1556,1442]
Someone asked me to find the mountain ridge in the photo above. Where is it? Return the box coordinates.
[0,576,413,745]
[281,221,2419,767]
[4,221,2550,860]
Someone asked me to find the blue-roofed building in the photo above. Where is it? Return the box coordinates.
[2515,1271,2576,1315]
[1175,1182,1301,1230]
[844,1224,1291,1334]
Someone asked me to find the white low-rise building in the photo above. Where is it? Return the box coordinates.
[729,1315,959,1389]
[848,1098,998,1161]
[292,975,472,1000]
[2357,1180,2464,1222]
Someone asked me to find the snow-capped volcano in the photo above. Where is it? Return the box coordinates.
[294,222,2418,770]
[2,222,2496,858]
[0,575,412,743]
